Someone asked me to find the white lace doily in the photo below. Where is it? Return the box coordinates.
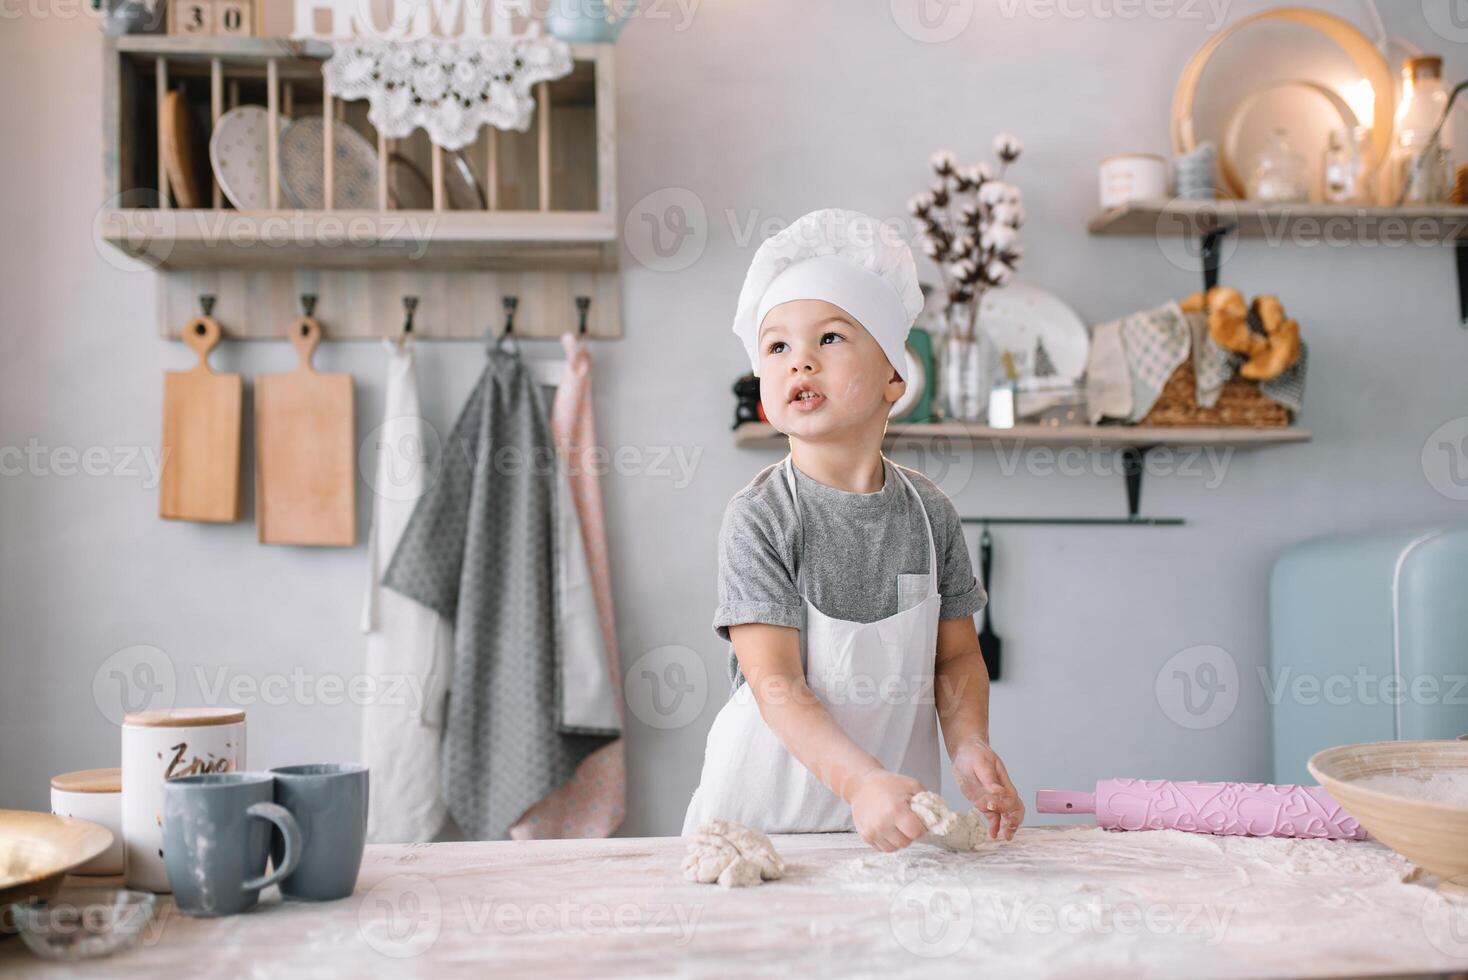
[323,30,574,151]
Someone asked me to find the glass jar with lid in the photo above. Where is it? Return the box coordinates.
[1394,55,1455,204]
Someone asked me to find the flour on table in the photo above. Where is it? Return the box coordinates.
[909,790,999,852]
[682,819,786,888]
[1353,771,1468,806]
[821,824,1428,975]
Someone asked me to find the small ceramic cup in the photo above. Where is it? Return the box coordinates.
[269,764,369,901]
[162,772,302,917]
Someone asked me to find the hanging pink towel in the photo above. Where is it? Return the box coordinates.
[511,332,626,839]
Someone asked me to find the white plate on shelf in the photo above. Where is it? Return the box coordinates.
[279,117,380,210]
[978,283,1090,416]
[978,283,1089,381]
[209,106,289,210]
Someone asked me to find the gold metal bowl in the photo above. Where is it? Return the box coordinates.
[0,810,115,913]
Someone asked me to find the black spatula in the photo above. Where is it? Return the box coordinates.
[978,526,1002,681]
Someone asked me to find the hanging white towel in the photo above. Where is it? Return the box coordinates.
[361,340,453,844]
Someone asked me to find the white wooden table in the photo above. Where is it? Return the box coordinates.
[4,827,1465,978]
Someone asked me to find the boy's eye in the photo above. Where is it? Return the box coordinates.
[767,341,787,354]
[820,331,844,345]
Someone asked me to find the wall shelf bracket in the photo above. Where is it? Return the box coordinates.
[960,445,1186,527]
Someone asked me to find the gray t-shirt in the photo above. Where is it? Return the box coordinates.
[714,456,988,688]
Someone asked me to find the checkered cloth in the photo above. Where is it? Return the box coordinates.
[1185,311,1240,409]
[1261,340,1307,414]
[1119,302,1191,422]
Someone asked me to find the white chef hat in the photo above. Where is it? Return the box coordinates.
[731,208,924,379]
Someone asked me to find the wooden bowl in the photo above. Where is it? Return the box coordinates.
[1309,740,1468,879]
[0,810,115,914]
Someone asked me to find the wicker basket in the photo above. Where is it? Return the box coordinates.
[1141,359,1291,427]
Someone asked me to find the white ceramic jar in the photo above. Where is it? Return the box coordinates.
[50,767,124,875]
[1099,154,1170,209]
[121,708,246,892]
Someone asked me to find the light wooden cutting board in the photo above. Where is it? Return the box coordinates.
[254,316,355,546]
[159,313,242,522]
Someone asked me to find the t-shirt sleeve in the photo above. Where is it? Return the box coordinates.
[932,491,988,621]
[712,493,804,641]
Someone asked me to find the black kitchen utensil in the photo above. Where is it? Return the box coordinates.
[978,526,1002,681]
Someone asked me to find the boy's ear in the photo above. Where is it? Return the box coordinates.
[885,369,907,405]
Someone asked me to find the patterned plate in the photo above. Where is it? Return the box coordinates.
[280,117,381,210]
[978,283,1090,384]
[208,105,289,210]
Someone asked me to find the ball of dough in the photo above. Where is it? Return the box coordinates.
[909,791,1000,853]
[682,820,786,888]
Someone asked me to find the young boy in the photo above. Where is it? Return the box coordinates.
[682,208,1024,852]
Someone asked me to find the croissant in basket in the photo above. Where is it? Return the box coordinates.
[1180,286,1301,381]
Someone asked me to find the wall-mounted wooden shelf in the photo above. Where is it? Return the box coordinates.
[734,421,1312,450]
[101,209,617,272]
[103,34,622,340]
[738,420,1310,525]
[1088,199,1468,242]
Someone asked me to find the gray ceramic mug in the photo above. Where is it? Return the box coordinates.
[269,764,369,901]
[162,772,304,917]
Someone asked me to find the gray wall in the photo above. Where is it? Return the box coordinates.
[3,0,1466,835]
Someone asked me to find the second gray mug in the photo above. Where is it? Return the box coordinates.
[269,763,369,901]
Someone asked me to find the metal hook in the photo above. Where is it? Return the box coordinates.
[501,295,519,338]
[399,294,416,347]
[575,295,591,336]
[300,294,317,318]
[199,294,216,318]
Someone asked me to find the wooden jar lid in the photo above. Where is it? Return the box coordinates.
[123,707,246,728]
[51,767,122,794]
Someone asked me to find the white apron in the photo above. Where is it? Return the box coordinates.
[682,454,942,834]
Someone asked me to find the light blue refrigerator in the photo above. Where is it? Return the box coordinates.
[1271,524,1468,785]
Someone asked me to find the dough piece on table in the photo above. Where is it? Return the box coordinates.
[682,819,786,888]
[909,791,995,853]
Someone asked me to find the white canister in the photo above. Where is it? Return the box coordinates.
[50,767,124,875]
[1099,154,1170,209]
[121,708,246,892]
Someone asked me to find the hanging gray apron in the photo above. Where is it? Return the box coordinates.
[383,348,613,840]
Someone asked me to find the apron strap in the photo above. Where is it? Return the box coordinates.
[783,454,940,599]
[889,462,939,594]
[781,454,807,599]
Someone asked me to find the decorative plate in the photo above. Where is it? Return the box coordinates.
[279,117,381,210]
[978,283,1089,383]
[208,105,288,210]
[445,150,487,211]
[387,153,433,210]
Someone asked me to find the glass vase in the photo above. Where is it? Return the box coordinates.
[940,307,989,422]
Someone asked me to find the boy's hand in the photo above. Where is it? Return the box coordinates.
[849,769,929,852]
[952,736,1024,841]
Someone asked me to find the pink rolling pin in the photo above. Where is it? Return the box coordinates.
[1036,779,1366,840]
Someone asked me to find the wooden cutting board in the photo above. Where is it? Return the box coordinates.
[162,89,207,209]
[159,312,242,522]
[255,315,355,546]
